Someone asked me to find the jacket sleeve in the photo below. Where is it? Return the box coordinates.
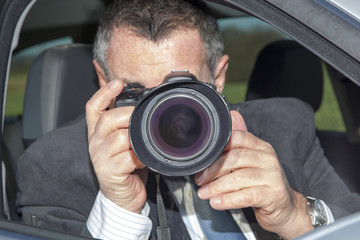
[303,132,360,219]
[16,117,98,236]
[287,98,360,219]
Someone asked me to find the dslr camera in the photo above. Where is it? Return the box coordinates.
[115,71,231,176]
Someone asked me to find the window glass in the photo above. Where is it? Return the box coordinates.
[315,64,345,132]
[6,37,73,116]
[219,17,345,132]
[5,0,106,117]
[219,17,287,103]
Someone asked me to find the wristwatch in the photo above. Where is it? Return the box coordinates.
[306,196,330,228]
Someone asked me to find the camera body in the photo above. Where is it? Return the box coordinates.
[115,72,231,176]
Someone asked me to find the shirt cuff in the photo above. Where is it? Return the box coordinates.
[87,191,152,240]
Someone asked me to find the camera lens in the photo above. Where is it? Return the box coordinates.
[148,95,212,160]
[129,79,231,176]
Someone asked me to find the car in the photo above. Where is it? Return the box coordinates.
[0,0,359,239]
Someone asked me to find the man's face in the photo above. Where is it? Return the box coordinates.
[105,27,214,89]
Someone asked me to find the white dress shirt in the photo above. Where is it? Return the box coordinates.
[86,182,257,240]
[87,191,152,240]
[87,186,334,240]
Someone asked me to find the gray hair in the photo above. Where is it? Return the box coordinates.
[93,0,224,80]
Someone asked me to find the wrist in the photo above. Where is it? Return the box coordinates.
[101,189,147,214]
[278,191,314,239]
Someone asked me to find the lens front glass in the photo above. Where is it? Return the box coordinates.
[148,95,213,161]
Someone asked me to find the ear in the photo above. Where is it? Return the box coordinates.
[93,60,108,88]
[213,54,229,94]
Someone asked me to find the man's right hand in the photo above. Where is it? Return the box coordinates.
[86,79,148,214]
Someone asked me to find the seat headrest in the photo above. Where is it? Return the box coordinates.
[246,40,323,111]
[22,44,99,148]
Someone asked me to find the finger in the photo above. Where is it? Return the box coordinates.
[224,130,273,153]
[230,110,247,131]
[86,80,124,140]
[94,128,131,159]
[197,168,268,199]
[209,186,270,210]
[93,149,145,176]
[94,149,148,213]
[195,148,276,185]
[91,106,134,144]
[109,150,146,175]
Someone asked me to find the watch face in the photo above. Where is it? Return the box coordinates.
[315,199,328,222]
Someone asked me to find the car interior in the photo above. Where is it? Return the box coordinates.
[1,0,360,238]
[245,39,360,193]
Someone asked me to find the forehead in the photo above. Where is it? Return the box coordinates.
[106,27,210,87]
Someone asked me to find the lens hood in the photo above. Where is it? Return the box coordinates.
[128,76,231,176]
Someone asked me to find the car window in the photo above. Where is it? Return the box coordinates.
[17,0,105,51]
[219,16,287,103]
[6,0,107,118]
[6,15,346,132]
[6,37,73,117]
[315,64,345,132]
[219,17,345,132]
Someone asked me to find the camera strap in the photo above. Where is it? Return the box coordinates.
[155,174,171,240]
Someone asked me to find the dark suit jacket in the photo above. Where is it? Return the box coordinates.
[16,98,360,239]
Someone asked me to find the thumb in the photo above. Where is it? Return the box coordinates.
[230,110,247,131]
[86,79,124,141]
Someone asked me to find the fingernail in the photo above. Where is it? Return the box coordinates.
[198,186,208,199]
[210,197,221,206]
[109,80,122,89]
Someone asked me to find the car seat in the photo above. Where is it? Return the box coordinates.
[22,44,99,148]
[246,39,360,193]
[246,39,323,111]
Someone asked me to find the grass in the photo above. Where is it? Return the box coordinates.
[222,82,247,104]
[5,72,27,116]
[5,93,25,116]
[314,65,345,132]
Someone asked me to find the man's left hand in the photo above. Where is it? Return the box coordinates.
[195,110,313,239]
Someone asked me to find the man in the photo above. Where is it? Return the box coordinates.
[17,0,360,239]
